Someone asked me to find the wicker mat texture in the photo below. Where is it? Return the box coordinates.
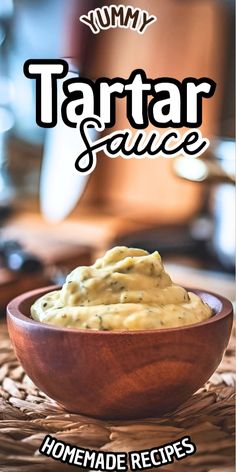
[0,320,235,472]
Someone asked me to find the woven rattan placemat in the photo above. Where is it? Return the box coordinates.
[0,320,235,472]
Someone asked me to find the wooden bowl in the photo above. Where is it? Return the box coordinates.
[7,286,233,420]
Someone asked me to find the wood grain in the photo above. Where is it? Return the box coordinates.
[0,320,235,471]
[7,286,233,420]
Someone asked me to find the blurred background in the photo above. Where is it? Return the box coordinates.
[0,0,235,311]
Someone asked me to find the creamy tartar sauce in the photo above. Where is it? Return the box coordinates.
[31,246,212,330]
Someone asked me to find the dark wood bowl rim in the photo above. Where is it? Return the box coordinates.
[7,285,233,336]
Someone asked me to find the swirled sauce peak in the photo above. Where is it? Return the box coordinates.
[31,246,212,330]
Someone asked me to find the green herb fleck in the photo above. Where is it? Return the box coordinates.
[95,314,104,329]
[150,263,155,276]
